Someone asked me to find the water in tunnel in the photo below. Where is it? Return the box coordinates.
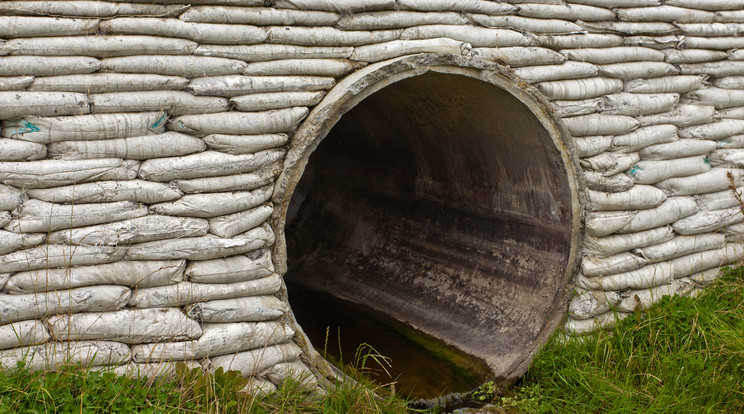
[281,64,580,392]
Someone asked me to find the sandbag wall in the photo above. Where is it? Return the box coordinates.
[1,0,744,384]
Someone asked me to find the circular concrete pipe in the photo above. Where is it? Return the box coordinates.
[273,54,584,382]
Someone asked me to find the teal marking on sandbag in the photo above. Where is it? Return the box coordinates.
[704,157,711,166]
[151,113,168,129]
[17,120,40,134]
[628,165,641,176]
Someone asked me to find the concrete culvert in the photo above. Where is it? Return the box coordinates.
[273,54,584,383]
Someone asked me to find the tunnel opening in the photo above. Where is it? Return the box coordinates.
[276,56,583,395]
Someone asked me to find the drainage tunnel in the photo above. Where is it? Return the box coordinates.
[278,57,583,381]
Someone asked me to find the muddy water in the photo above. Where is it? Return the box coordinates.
[285,279,490,399]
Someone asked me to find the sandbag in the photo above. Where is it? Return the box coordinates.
[209,203,273,238]
[0,285,130,323]
[678,62,744,79]
[656,168,744,196]
[672,207,744,235]
[688,269,722,287]
[666,0,744,11]
[185,296,287,323]
[584,225,674,258]
[585,210,637,238]
[581,252,647,278]
[574,136,612,158]
[0,212,9,228]
[615,6,715,23]
[243,59,356,77]
[708,149,744,168]
[0,139,46,161]
[0,231,45,255]
[132,321,293,361]
[602,93,678,116]
[6,199,147,233]
[48,215,209,246]
[127,274,282,308]
[261,360,318,390]
[670,243,744,277]
[621,35,681,51]
[587,185,667,211]
[0,91,89,120]
[337,11,466,30]
[468,15,583,35]
[518,3,615,20]
[208,343,301,377]
[616,280,693,313]
[0,76,33,91]
[173,163,281,194]
[101,18,268,45]
[1,112,167,143]
[568,290,621,320]
[4,260,185,294]
[537,34,624,49]
[552,98,604,117]
[180,6,339,26]
[48,132,206,160]
[185,249,274,284]
[150,186,272,218]
[90,91,229,116]
[101,55,247,78]
[579,261,675,291]
[562,114,639,136]
[27,180,182,204]
[273,0,395,12]
[0,158,134,188]
[472,46,565,67]
[715,77,744,89]
[0,56,100,77]
[564,312,627,335]
[28,73,188,93]
[196,44,353,62]
[633,234,726,262]
[555,0,661,7]
[683,87,744,109]
[231,92,325,112]
[624,75,707,94]
[0,320,49,350]
[611,124,677,152]
[397,0,516,14]
[125,224,274,261]
[536,77,622,100]
[636,104,715,128]
[681,37,744,50]
[0,341,131,370]
[187,76,334,97]
[580,21,678,36]
[697,188,742,211]
[0,2,187,18]
[639,139,717,160]
[171,108,307,136]
[0,245,126,273]
[618,197,699,234]
[401,27,528,50]
[0,184,24,211]
[678,120,744,140]
[47,308,202,344]
[580,152,640,176]
[561,47,664,64]
[4,36,197,57]
[598,62,679,81]
[349,39,467,62]
[584,171,634,193]
[512,62,599,83]
[139,150,283,182]
[664,49,729,64]
[268,26,400,46]
[718,109,744,121]
[628,156,711,185]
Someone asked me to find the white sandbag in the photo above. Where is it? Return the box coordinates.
[536,77,622,100]
[512,62,598,83]
[585,210,637,237]
[27,181,181,204]
[132,322,293,361]
[0,184,24,211]
[48,216,209,246]
[697,188,742,211]
[672,207,743,235]
[0,285,130,323]
[243,59,356,77]
[616,280,693,313]
[574,136,613,158]
[580,261,675,291]
[636,104,715,128]
[471,46,565,67]
[101,18,267,45]
[561,47,664,65]
[0,91,89,120]
[681,37,744,50]
[126,224,274,261]
[568,290,621,320]
[90,91,229,116]
[0,320,49,350]
[173,163,281,193]
[624,35,683,50]
[0,231,45,255]
[518,3,614,21]
[1,112,166,143]
[611,124,677,152]
[4,36,197,58]
[598,62,679,81]
[268,27,400,47]
[180,6,339,26]
[231,92,325,112]
[666,0,744,11]
[397,0,515,14]
[629,156,710,185]
[6,199,147,233]
[688,269,722,287]
[715,77,744,90]
[262,360,318,389]
[618,197,699,233]
[708,149,744,168]
[170,108,307,136]
[615,6,714,23]
[208,343,301,378]
[187,76,334,97]
[584,225,674,258]
[337,11,466,30]
[551,98,604,117]
[0,76,33,91]
[0,245,126,273]
[718,135,744,149]
[399,25,532,48]
[562,114,639,137]
[624,75,707,94]
[580,21,678,36]
[349,38,467,62]
[185,249,273,284]
[48,308,201,344]
[732,50,744,60]
[197,44,353,62]
[683,88,744,109]
[580,152,639,176]
[664,49,729,64]
[584,171,634,193]
[150,186,272,218]
[639,139,717,160]
[47,341,132,368]
[101,56,246,78]
[724,222,744,242]
[678,62,744,78]
[537,34,624,49]
[0,53,101,76]
[209,204,273,238]
[0,213,9,228]
[48,132,206,161]
[0,16,98,38]
[679,120,744,140]
[0,139,46,161]
[139,150,283,182]
[128,274,282,308]
[633,234,726,262]
[718,110,744,122]
[101,361,200,380]
[240,377,278,396]
[468,15,583,35]
[0,2,187,18]
[602,93,679,116]
[28,73,188,93]
[588,185,666,211]
[582,252,648,278]
[561,0,661,6]
[0,158,132,189]
[670,243,744,277]
[676,21,743,36]
[564,312,627,335]
[656,168,744,196]
[185,296,287,323]
[273,0,394,12]
[4,260,185,294]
